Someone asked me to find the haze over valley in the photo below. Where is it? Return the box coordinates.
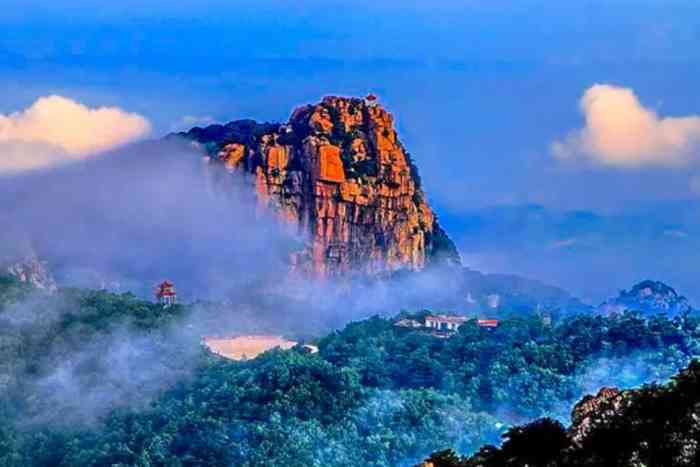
[2,2,700,466]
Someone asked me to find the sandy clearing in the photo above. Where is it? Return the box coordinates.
[202,335,297,361]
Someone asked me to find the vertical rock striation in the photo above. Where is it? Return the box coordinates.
[180,95,460,278]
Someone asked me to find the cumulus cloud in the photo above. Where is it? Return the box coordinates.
[552,84,700,168]
[0,95,151,173]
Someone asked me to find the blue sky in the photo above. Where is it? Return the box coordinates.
[2,1,700,301]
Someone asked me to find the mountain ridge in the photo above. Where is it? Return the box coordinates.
[598,279,695,317]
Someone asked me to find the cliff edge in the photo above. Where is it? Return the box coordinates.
[179,95,460,278]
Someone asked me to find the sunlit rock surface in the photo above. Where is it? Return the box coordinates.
[179,96,461,278]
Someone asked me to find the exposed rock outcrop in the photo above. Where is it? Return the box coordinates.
[6,254,57,292]
[420,361,700,466]
[599,280,694,317]
[179,96,460,278]
[568,387,630,447]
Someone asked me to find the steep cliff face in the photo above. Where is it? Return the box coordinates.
[180,95,460,278]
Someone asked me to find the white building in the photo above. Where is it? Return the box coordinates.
[364,93,378,107]
[425,314,468,332]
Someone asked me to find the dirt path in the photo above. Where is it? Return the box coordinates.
[202,335,297,361]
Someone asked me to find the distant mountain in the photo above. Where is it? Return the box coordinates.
[459,268,591,317]
[599,280,694,318]
[382,266,591,319]
[176,95,460,279]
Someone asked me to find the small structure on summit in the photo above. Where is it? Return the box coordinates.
[364,93,378,107]
[425,314,468,332]
[477,319,499,328]
[300,344,319,354]
[155,280,177,307]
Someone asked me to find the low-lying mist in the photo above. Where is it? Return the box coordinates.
[2,137,696,466]
[1,137,584,337]
[1,138,298,299]
[0,138,489,428]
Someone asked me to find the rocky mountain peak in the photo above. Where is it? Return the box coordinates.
[599,280,694,317]
[179,95,461,278]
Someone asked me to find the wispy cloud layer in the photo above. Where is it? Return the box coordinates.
[169,115,217,133]
[0,95,150,173]
[552,84,700,168]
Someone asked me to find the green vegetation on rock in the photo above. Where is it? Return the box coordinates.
[1,276,699,466]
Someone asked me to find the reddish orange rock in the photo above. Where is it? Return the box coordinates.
[266,145,288,171]
[219,143,246,170]
[317,145,345,183]
[181,95,461,278]
[309,107,334,133]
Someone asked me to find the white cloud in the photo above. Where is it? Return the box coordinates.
[552,84,700,168]
[549,237,579,250]
[0,95,151,173]
[181,115,216,127]
[663,229,688,239]
[169,115,216,132]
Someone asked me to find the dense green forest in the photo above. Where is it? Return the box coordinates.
[423,360,700,466]
[1,274,699,466]
[318,310,700,420]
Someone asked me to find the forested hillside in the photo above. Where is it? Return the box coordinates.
[1,275,699,466]
[318,310,700,420]
[422,360,700,466]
